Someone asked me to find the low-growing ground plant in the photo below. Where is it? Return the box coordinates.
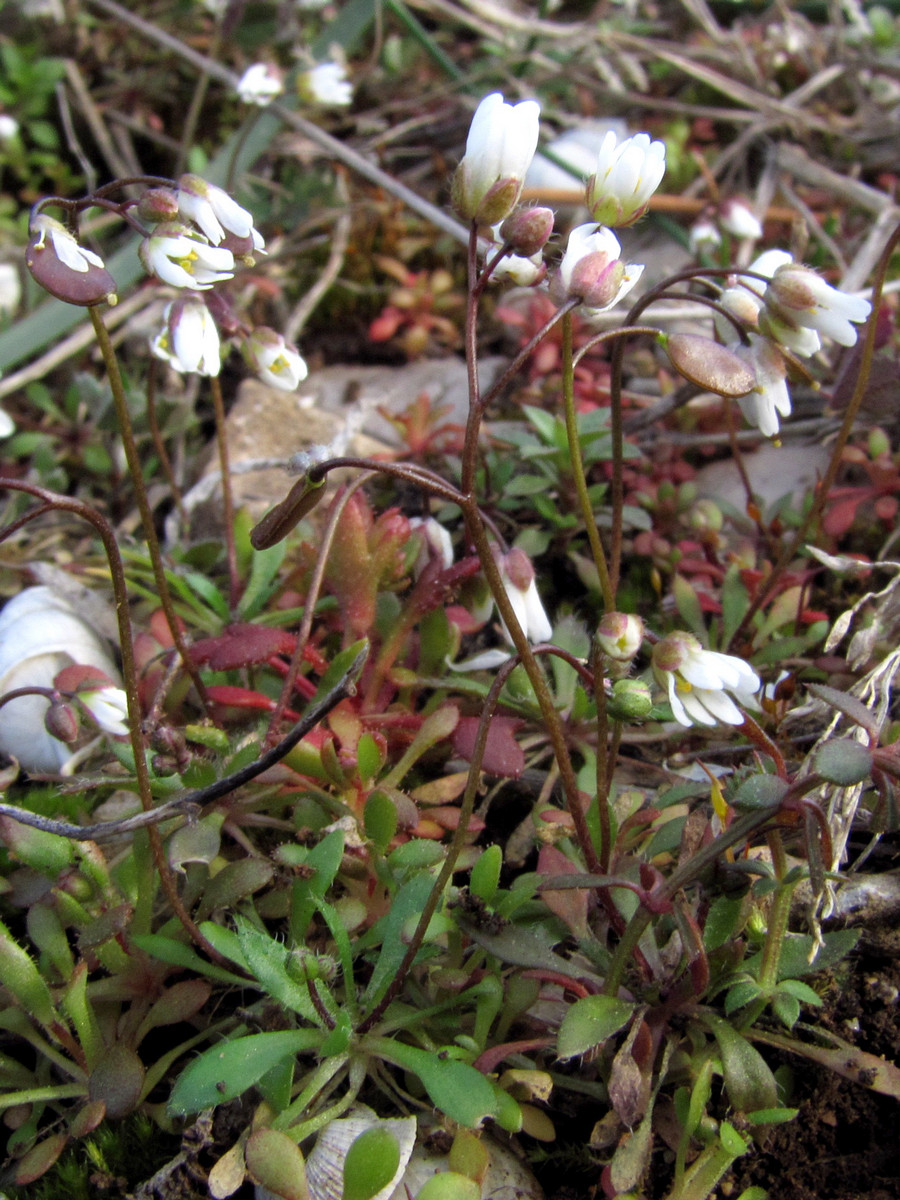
[0,4,898,1199]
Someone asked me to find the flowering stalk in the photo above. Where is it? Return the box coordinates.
[208,374,241,611]
[88,307,211,712]
[561,311,615,612]
[458,225,603,878]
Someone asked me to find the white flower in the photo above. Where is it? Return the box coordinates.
[486,226,544,286]
[176,174,264,252]
[409,517,454,575]
[652,632,760,727]
[151,297,221,376]
[689,215,721,256]
[244,326,308,391]
[0,262,22,315]
[302,62,353,107]
[585,130,666,228]
[719,198,763,241]
[596,612,644,662]
[453,92,541,225]
[733,336,791,437]
[554,223,643,314]
[764,259,872,349]
[492,250,544,286]
[498,547,552,644]
[0,114,19,142]
[140,224,234,290]
[80,686,129,736]
[30,214,105,274]
[236,62,284,106]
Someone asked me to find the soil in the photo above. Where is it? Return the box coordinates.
[724,930,900,1200]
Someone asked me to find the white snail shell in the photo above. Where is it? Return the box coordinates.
[0,586,120,772]
[255,1108,543,1200]
[305,1107,417,1200]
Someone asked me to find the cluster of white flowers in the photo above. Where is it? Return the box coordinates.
[714,248,871,436]
[455,93,664,318]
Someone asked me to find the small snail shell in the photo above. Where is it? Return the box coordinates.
[0,586,120,772]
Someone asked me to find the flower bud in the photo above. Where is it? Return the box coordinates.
[136,188,180,225]
[660,332,756,397]
[690,498,724,534]
[585,130,666,228]
[570,253,626,310]
[453,92,540,225]
[26,214,117,307]
[553,223,642,314]
[243,326,308,392]
[499,207,554,257]
[608,678,653,720]
[719,198,762,240]
[44,700,79,744]
[596,612,644,662]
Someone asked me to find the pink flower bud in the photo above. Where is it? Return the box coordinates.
[499,207,554,257]
[596,612,644,662]
[136,188,180,224]
[44,701,79,744]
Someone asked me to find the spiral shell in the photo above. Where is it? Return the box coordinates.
[304,1107,417,1200]
[0,586,120,772]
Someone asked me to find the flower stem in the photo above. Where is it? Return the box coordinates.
[89,305,211,712]
[208,373,240,611]
[561,310,614,611]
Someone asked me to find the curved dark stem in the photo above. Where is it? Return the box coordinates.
[0,477,220,961]
[0,643,368,842]
[89,306,212,713]
[477,297,579,415]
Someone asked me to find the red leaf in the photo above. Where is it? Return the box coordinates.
[453,715,524,778]
[191,624,296,670]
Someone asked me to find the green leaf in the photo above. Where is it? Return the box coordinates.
[776,979,822,1005]
[557,995,634,1060]
[168,1030,323,1114]
[414,1173,480,1200]
[721,565,750,648]
[730,773,789,812]
[743,930,860,981]
[362,872,436,1009]
[234,918,321,1022]
[704,895,744,952]
[707,1019,777,1113]
[673,574,706,640]
[342,1127,400,1200]
[745,1106,799,1126]
[469,845,502,904]
[132,934,249,986]
[813,739,872,786]
[239,540,286,620]
[724,979,763,1015]
[364,791,398,855]
[771,992,800,1030]
[369,1039,501,1127]
[718,1120,749,1156]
